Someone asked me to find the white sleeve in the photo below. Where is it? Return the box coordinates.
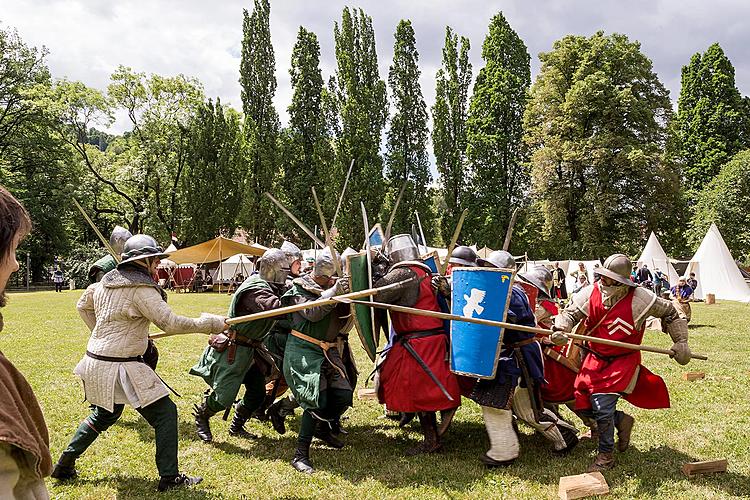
[133,287,226,335]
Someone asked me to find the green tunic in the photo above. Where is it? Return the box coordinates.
[88,254,117,283]
[281,277,349,410]
[189,276,276,408]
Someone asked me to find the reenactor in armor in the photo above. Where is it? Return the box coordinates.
[281,252,354,473]
[87,226,132,283]
[190,248,288,442]
[553,253,692,472]
[374,235,462,455]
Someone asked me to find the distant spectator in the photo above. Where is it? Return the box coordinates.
[670,276,694,322]
[53,267,65,292]
[630,264,638,282]
[687,272,698,292]
[653,268,668,296]
[592,263,602,282]
[571,273,590,295]
[636,264,653,284]
[569,262,587,281]
[551,262,567,300]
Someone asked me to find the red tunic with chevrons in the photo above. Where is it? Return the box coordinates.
[377,265,461,412]
[574,284,670,410]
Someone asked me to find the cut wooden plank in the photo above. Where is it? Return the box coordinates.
[682,459,727,478]
[683,372,706,381]
[558,471,609,500]
[357,388,377,400]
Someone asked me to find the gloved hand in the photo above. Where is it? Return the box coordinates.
[431,275,451,297]
[549,331,568,346]
[670,341,691,365]
[333,275,350,296]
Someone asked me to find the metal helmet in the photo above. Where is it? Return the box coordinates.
[596,254,636,287]
[519,265,553,299]
[110,225,133,255]
[313,249,338,279]
[258,248,289,284]
[119,234,169,265]
[449,246,478,267]
[478,250,515,270]
[280,241,302,265]
[340,247,358,269]
[384,234,420,265]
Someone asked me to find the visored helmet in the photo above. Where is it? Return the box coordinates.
[110,225,133,255]
[597,254,636,287]
[478,250,514,270]
[258,248,289,284]
[119,234,169,265]
[449,245,478,267]
[384,234,420,265]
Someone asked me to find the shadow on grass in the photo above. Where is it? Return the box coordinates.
[688,323,716,329]
[57,474,213,499]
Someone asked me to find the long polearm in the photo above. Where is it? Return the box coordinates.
[341,299,708,361]
[265,192,325,248]
[72,198,120,262]
[440,208,468,274]
[502,207,520,252]
[384,181,408,241]
[312,186,342,277]
[331,158,355,230]
[148,279,413,340]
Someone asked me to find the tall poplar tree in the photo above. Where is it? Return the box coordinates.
[332,7,388,248]
[385,20,433,242]
[279,27,333,244]
[676,43,749,193]
[432,26,471,244]
[239,0,280,243]
[464,13,530,248]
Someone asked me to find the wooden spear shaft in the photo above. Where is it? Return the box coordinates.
[148,279,413,340]
[342,299,708,361]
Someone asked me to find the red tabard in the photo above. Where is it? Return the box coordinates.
[574,284,670,410]
[535,300,577,404]
[377,265,461,412]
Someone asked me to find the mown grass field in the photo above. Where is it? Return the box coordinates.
[2,290,750,499]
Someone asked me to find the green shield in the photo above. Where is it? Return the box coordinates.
[346,252,377,361]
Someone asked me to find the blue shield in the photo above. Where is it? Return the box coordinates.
[421,251,439,274]
[450,267,513,378]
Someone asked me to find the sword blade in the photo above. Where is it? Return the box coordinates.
[400,338,454,402]
[441,208,468,274]
[265,192,325,248]
[72,198,120,262]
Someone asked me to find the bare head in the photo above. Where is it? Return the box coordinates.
[0,185,32,329]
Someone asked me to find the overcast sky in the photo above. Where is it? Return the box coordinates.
[4,0,749,135]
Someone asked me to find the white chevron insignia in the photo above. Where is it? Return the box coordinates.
[607,317,634,336]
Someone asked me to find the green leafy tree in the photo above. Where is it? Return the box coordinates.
[464,13,530,248]
[384,20,434,243]
[432,26,471,245]
[279,26,334,244]
[331,7,388,248]
[239,0,280,244]
[689,149,750,261]
[180,98,247,245]
[524,32,677,258]
[676,43,750,193]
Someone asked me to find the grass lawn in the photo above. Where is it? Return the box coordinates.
[2,290,750,499]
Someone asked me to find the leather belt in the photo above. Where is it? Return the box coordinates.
[290,330,348,380]
[504,337,538,349]
[84,350,181,397]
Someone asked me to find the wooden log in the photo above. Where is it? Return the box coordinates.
[683,371,706,381]
[558,472,609,500]
[357,388,377,400]
[706,293,715,305]
[682,459,727,478]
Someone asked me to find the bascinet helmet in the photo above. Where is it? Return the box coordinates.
[258,248,289,284]
[110,225,133,255]
[519,265,554,299]
[280,241,302,265]
[478,250,515,270]
[596,254,636,287]
[449,245,478,267]
[313,249,338,279]
[119,234,169,265]
[384,234,420,265]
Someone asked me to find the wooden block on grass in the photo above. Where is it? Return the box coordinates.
[558,471,609,500]
[682,459,727,478]
[357,388,377,400]
[683,371,705,381]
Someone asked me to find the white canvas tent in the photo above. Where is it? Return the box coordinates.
[686,223,750,302]
[211,254,255,282]
[636,232,679,286]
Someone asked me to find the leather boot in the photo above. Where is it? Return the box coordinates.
[267,400,286,435]
[616,413,635,452]
[398,412,416,427]
[50,454,77,481]
[480,453,515,468]
[586,452,615,472]
[229,402,258,439]
[291,442,314,474]
[157,473,203,492]
[192,402,218,443]
[313,421,344,449]
[406,412,442,456]
[437,408,457,437]
[553,424,580,456]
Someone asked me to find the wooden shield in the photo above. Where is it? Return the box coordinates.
[420,251,440,274]
[346,251,377,361]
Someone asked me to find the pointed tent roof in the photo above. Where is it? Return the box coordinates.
[168,236,266,265]
[636,232,680,285]
[687,223,750,303]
